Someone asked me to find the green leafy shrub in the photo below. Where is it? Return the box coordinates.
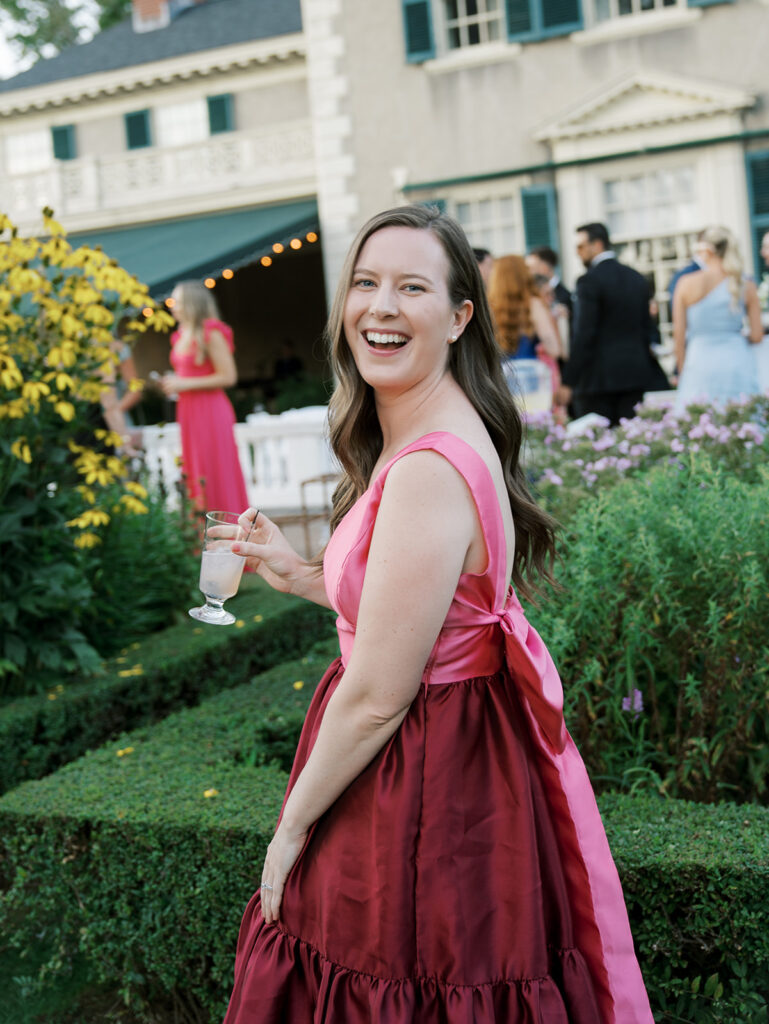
[79,482,199,659]
[524,396,769,524]
[0,668,767,1022]
[0,578,336,794]
[525,458,769,803]
[602,793,769,1024]
[0,639,338,1023]
[0,209,176,694]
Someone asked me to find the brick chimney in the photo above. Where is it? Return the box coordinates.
[132,0,205,33]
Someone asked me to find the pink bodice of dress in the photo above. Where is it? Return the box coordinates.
[323,432,516,685]
[169,318,234,377]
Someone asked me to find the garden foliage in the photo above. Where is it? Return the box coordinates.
[0,579,336,794]
[525,456,769,804]
[524,396,769,523]
[0,209,179,694]
[0,639,339,1023]
[0,643,766,1023]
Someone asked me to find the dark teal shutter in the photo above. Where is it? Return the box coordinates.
[51,125,76,161]
[541,0,582,32]
[402,0,435,62]
[208,94,234,134]
[522,185,560,252]
[687,0,733,7]
[125,110,151,150]
[506,0,532,37]
[746,151,769,276]
[507,0,582,39]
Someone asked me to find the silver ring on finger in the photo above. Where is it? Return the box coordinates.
[260,882,274,891]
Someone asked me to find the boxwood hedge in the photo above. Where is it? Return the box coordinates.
[0,576,336,795]
[0,639,767,1023]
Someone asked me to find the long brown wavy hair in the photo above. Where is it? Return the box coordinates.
[319,204,556,600]
[487,254,535,355]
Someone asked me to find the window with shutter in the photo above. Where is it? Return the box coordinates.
[507,0,581,39]
[208,94,234,135]
[125,110,152,150]
[521,186,559,252]
[51,125,76,161]
[403,0,436,61]
[746,151,769,276]
[505,0,532,35]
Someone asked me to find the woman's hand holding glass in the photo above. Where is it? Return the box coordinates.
[232,508,310,596]
[189,510,254,625]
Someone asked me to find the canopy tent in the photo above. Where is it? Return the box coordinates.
[67,198,319,297]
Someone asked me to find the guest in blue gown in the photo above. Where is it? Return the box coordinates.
[673,226,762,414]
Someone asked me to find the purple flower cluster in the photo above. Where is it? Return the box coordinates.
[622,688,644,719]
[526,395,769,493]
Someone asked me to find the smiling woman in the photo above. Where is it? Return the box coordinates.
[221,205,653,1024]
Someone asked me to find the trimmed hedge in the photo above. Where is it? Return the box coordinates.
[0,576,336,795]
[0,638,338,1023]
[1,639,768,1023]
[602,793,769,1023]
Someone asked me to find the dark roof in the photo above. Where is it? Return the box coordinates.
[0,0,302,94]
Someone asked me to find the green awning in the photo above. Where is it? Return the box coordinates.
[67,198,319,297]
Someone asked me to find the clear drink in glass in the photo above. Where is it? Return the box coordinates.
[189,510,255,625]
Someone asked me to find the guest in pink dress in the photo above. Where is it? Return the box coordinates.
[220,206,652,1022]
[161,280,249,513]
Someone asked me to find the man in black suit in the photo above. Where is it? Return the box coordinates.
[562,222,664,425]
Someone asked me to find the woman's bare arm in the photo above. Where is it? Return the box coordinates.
[258,450,480,924]
[530,295,562,359]
[233,509,332,608]
[744,280,764,345]
[161,329,237,394]
[672,279,690,372]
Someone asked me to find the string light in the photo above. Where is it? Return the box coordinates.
[272,242,284,254]
[222,268,234,280]
[306,232,318,243]
[289,238,302,250]
[204,278,216,289]
[260,256,272,267]
[165,297,175,308]
[142,306,153,317]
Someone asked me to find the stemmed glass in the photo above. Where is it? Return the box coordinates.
[189,510,255,626]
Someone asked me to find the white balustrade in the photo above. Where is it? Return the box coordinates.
[6,121,315,228]
[141,405,338,513]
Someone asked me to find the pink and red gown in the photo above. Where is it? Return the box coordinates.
[169,318,249,513]
[224,432,653,1023]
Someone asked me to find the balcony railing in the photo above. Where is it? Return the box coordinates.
[4,120,315,229]
[141,406,338,514]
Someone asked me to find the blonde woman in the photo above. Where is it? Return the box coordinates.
[673,226,762,413]
[161,280,248,511]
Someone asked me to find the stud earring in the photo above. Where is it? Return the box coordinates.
[450,334,457,342]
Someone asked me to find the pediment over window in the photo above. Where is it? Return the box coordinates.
[536,71,754,141]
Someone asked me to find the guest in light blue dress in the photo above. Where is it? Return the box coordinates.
[673,226,763,415]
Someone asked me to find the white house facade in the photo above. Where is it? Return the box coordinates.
[1,0,768,359]
[301,0,769,349]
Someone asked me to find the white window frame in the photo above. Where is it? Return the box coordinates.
[154,98,209,148]
[586,0,685,23]
[601,164,700,347]
[5,129,53,175]
[446,184,523,256]
[436,0,506,53]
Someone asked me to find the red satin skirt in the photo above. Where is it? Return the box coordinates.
[223,659,602,1022]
